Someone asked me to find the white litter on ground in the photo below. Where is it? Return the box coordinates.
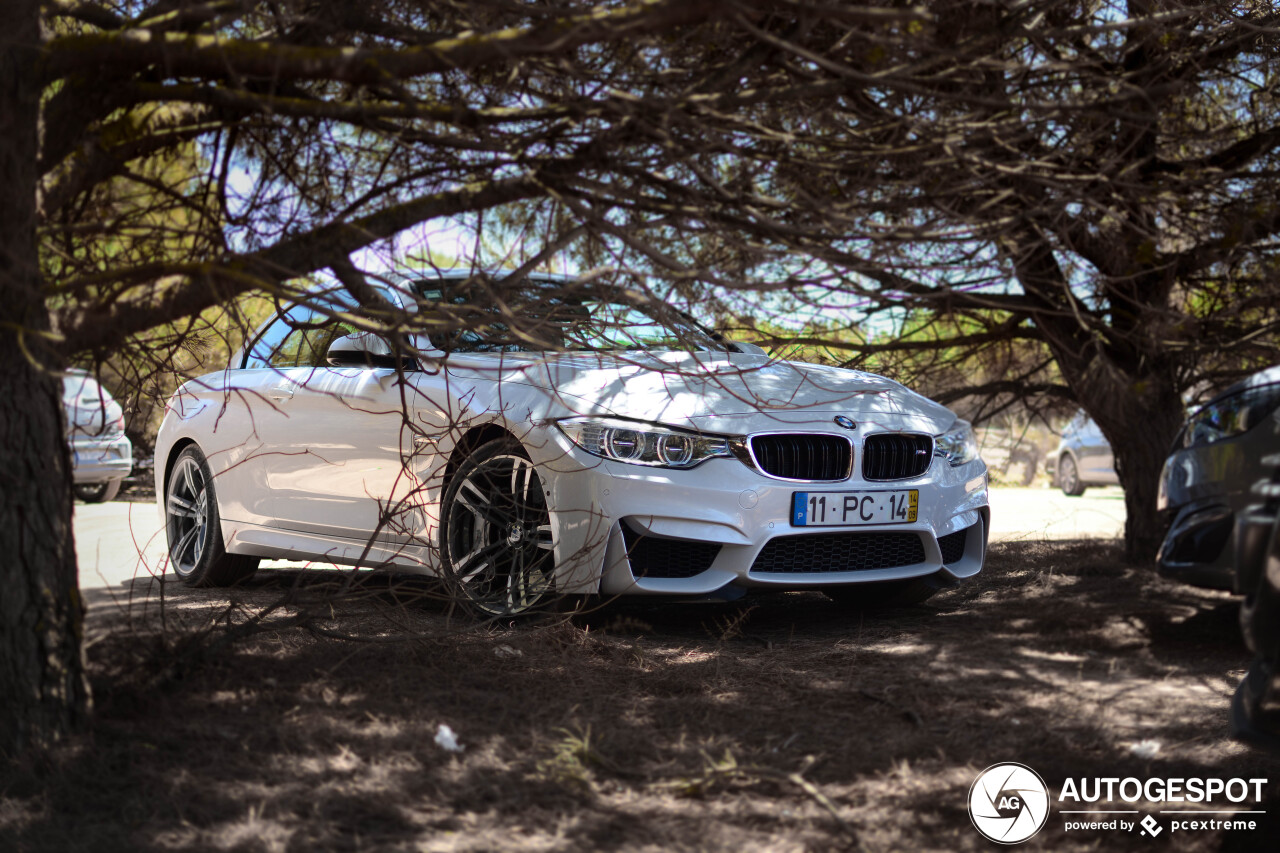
[1128,739,1161,760]
[434,724,464,753]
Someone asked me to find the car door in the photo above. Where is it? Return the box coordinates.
[199,307,314,527]
[266,322,434,546]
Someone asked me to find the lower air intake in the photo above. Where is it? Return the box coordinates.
[750,531,926,574]
[622,522,721,579]
[938,526,969,564]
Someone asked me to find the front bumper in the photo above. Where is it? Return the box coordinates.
[70,435,133,484]
[1158,435,1278,591]
[533,431,989,598]
[1156,501,1237,590]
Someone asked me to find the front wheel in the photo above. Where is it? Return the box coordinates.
[165,446,259,587]
[1058,454,1086,496]
[440,439,557,617]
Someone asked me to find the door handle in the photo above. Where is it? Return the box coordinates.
[268,383,295,402]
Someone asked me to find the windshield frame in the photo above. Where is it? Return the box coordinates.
[408,271,731,355]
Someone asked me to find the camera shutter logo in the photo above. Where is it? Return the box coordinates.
[968,763,1051,844]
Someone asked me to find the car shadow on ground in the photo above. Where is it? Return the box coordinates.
[9,540,1278,852]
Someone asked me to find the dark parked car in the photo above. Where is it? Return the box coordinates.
[1232,452,1280,750]
[1052,411,1118,496]
[1157,367,1280,590]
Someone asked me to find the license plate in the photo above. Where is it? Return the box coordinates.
[791,490,918,527]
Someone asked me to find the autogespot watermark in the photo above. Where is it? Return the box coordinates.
[967,765,1269,843]
[969,763,1052,843]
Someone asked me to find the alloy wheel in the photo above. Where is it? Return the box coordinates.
[444,451,555,615]
[1059,455,1084,496]
[166,455,211,577]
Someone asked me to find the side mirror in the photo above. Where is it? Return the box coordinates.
[326,333,414,370]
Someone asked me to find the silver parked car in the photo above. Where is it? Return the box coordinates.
[1158,366,1280,590]
[63,370,133,503]
[1052,411,1118,496]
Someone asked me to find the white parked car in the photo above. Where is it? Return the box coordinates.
[155,273,990,615]
[64,369,133,503]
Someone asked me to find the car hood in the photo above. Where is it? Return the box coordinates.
[445,350,957,434]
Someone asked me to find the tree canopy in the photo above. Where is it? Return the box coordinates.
[5,0,1280,753]
[4,0,772,756]
[525,0,1280,560]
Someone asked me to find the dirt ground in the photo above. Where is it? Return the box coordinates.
[3,540,1278,852]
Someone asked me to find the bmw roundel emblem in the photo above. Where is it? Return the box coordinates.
[834,415,857,430]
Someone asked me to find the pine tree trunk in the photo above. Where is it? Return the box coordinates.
[1113,424,1180,565]
[1091,376,1186,566]
[0,0,91,756]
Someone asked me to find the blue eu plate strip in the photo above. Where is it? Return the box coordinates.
[793,492,808,526]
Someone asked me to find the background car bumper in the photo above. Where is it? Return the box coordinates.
[70,436,133,484]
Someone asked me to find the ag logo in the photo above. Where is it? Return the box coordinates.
[968,763,1050,844]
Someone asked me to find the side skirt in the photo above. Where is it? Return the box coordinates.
[224,521,437,573]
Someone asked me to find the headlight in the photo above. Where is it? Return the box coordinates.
[934,420,978,467]
[557,418,732,469]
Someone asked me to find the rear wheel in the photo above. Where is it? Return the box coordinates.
[1058,454,1086,496]
[441,439,557,617]
[74,479,122,503]
[165,446,259,586]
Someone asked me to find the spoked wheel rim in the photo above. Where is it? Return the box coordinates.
[166,455,211,577]
[1060,456,1079,494]
[445,454,555,616]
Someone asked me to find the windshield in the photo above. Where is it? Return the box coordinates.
[412,276,727,354]
[62,373,107,404]
[1180,380,1280,449]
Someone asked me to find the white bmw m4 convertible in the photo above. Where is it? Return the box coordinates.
[156,272,989,615]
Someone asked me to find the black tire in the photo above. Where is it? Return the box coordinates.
[164,446,259,587]
[1235,544,1280,748]
[824,573,953,608]
[440,438,558,617]
[1240,512,1280,661]
[1058,454,1086,496]
[74,479,122,503]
